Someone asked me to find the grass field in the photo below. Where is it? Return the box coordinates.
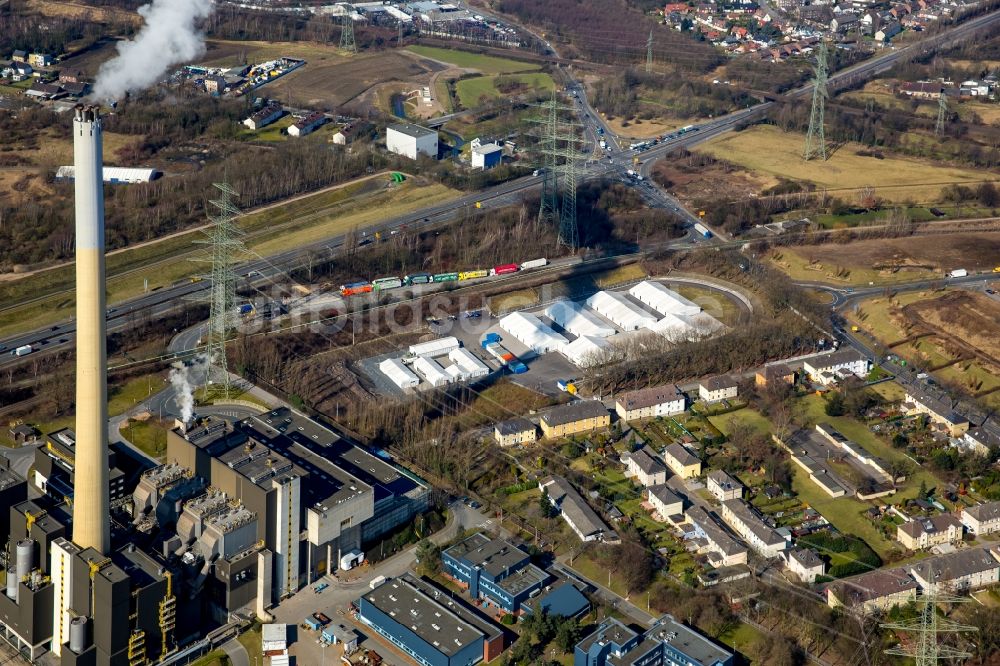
[0,176,456,337]
[489,288,539,313]
[594,263,648,288]
[120,418,169,461]
[406,46,540,74]
[697,125,994,204]
[709,408,773,436]
[455,72,555,108]
[674,285,742,326]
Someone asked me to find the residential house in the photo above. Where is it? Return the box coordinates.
[904,390,969,437]
[908,547,1000,593]
[956,428,1000,456]
[663,443,702,479]
[574,615,735,666]
[539,476,616,543]
[9,62,32,81]
[288,111,328,137]
[720,499,787,558]
[961,501,1000,536]
[785,548,825,583]
[875,21,903,41]
[755,364,795,388]
[203,75,227,94]
[647,484,683,521]
[698,375,739,403]
[243,103,283,130]
[896,514,963,551]
[615,384,685,422]
[830,13,860,31]
[684,505,748,567]
[707,470,743,502]
[826,568,918,613]
[802,350,870,386]
[621,447,668,487]
[27,53,52,68]
[11,50,27,63]
[539,401,610,439]
[25,81,60,100]
[493,418,536,447]
[58,70,84,84]
[60,81,90,98]
[900,81,952,99]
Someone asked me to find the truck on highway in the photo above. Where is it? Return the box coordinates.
[949,268,968,278]
[520,258,547,270]
[693,223,712,238]
[12,345,32,357]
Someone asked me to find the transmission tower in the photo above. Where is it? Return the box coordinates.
[646,29,654,73]
[398,19,404,45]
[340,14,357,53]
[935,89,948,136]
[197,182,246,398]
[804,42,829,161]
[881,592,976,666]
[557,141,581,251]
[530,94,563,229]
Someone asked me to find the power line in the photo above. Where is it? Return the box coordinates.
[804,42,829,161]
[881,592,976,665]
[646,29,654,74]
[340,14,357,54]
[196,181,246,398]
[935,89,948,136]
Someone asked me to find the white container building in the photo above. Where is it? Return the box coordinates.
[408,336,460,357]
[499,312,568,354]
[629,281,701,316]
[386,122,438,160]
[584,291,658,331]
[544,300,617,338]
[413,356,452,387]
[561,335,612,368]
[448,348,490,379]
[378,358,420,390]
[647,312,691,342]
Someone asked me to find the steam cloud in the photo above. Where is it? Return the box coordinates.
[91,0,214,101]
[168,355,208,424]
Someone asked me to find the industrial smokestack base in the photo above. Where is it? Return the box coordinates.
[72,104,111,555]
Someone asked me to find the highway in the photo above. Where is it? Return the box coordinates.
[2,9,998,368]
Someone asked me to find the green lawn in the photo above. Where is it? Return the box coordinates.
[238,115,295,142]
[709,408,773,437]
[718,622,768,662]
[108,374,162,416]
[455,73,555,108]
[120,419,169,461]
[407,46,540,74]
[237,625,261,662]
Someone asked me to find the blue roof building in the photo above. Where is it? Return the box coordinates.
[574,615,735,666]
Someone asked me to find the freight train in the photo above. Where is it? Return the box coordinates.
[339,258,547,297]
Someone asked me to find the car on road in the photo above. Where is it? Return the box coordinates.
[58,338,67,344]
[51,326,59,331]
[469,500,482,509]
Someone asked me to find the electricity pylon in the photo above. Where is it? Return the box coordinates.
[196,182,246,398]
[935,89,948,136]
[881,592,976,665]
[340,14,357,53]
[398,20,404,45]
[646,30,653,73]
[529,94,564,229]
[556,137,582,251]
[804,42,829,161]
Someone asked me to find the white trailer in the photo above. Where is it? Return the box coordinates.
[949,268,968,278]
[520,258,548,270]
[13,345,32,357]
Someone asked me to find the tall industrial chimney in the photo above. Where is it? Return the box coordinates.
[72,105,110,555]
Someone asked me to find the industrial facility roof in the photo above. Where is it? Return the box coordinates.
[445,532,528,578]
[499,311,568,352]
[629,281,701,317]
[388,122,437,139]
[449,347,489,376]
[584,291,658,330]
[379,357,419,388]
[414,355,451,385]
[472,142,503,155]
[408,336,459,357]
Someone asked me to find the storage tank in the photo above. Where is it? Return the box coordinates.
[69,616,87,653]
[16,539,33,582]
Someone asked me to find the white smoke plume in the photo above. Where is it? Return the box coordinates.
[168,354,208,424]
[91,0,214,101]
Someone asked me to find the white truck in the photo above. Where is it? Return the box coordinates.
[369,575,388,590]
[949,268,968,278]
[12,345,32,357]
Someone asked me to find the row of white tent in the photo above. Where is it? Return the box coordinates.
[379,344,490,389]
[498,281,724,366]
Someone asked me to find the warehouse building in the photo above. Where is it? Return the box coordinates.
[544,300,616,338]
[499,312,568,354]
[386,122,438,160]
[539,401,610,439]
[574,615,735,666]
[471,142,503,169]
[561,335,612,368]
[379,358,420,390]
[584,291,657,331]
[615,384,685,422]
[358,573,505,666]
[628,281,701,317]
[55,166,161,184]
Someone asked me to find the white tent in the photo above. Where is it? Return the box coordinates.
[499,312,568,354]
[413,356,451,386]
[408,336,460,357]
[683,312,725,340]
[561,335,612,368]
[449,348,490,378]
[584,291,658,331]
[544,299,617,338]
[647,313,691,343]
[379,358,420,389]
[629,281,701,317]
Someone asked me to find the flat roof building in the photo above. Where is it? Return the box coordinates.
[574,614,735,666]
[387,122,438,160]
